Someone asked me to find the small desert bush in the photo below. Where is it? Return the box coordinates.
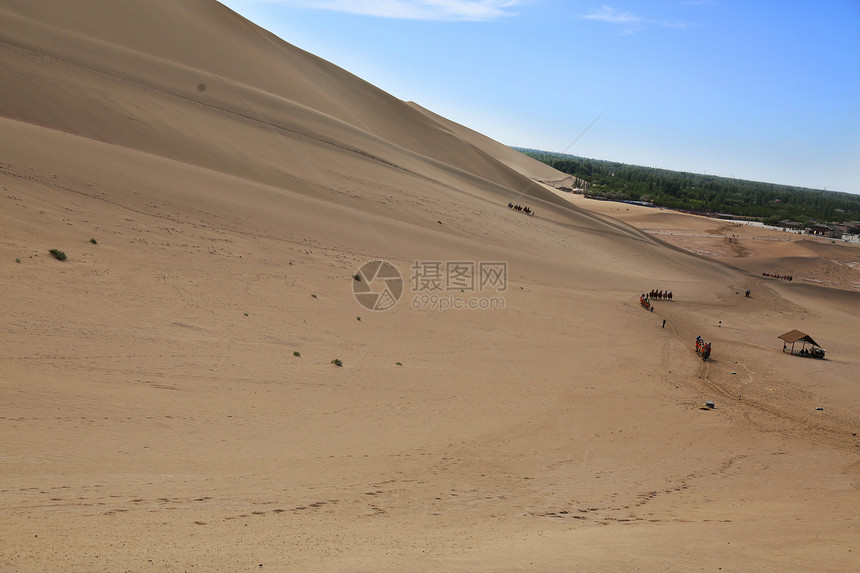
[331,358,343,367]
[90,238,97,244]
[293,351,301,357]
[49,249,66,261]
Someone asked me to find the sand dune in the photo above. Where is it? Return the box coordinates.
[1,1,858,570]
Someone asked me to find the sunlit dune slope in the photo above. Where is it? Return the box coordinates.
[0,0,731,282]
[1,0,561,204]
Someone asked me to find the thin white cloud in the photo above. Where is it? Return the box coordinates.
[264,0,520,20]
[581,5,641,25]
[581,5,689,34]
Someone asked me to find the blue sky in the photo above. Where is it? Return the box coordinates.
[218,1,860,194]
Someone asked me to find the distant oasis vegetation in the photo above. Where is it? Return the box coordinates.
[516,148,860,226]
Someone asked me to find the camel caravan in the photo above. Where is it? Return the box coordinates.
[507,202,534,216]
[639,293,654,311]
[695,336,712,361]
[640,289,673,311]
[762,272,793,281]
[648,289,673,300]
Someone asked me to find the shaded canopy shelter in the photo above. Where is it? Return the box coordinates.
[778,330,824,357]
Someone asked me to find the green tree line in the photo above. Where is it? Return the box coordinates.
[517,148,860,225]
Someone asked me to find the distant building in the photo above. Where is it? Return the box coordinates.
[808,223,841,238]
[833,221,860,235]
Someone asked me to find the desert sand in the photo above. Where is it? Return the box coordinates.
[1,1,858,571]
